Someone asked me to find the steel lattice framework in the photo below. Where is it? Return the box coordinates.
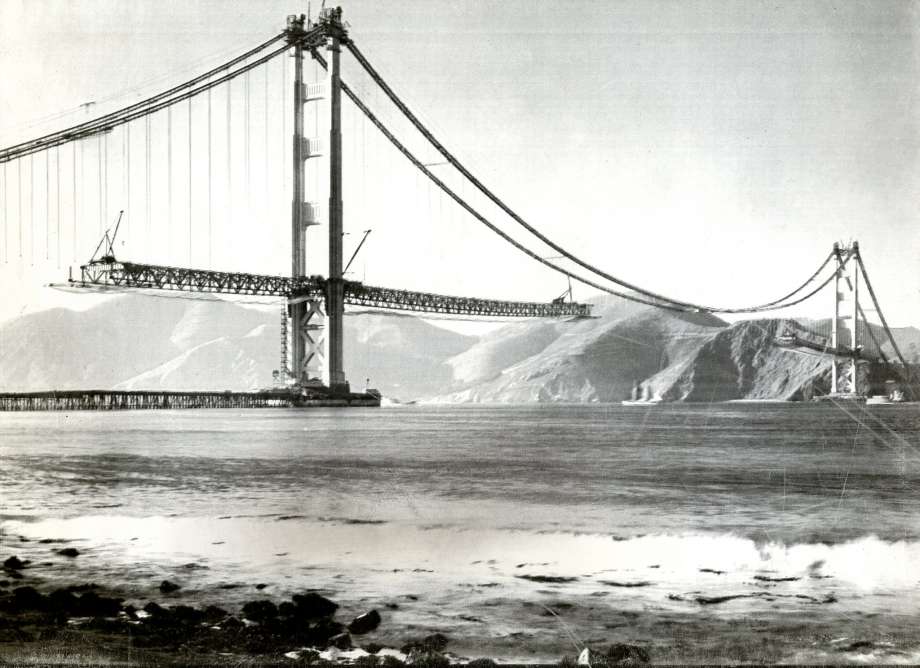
[73,260,592,318]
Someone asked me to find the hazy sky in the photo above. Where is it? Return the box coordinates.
[0,0,918,326]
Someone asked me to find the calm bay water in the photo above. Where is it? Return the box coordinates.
[2,403,920,661]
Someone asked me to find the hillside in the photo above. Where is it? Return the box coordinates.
[1,294,915,403]
[0,295,473,400]
[427,299,909,403]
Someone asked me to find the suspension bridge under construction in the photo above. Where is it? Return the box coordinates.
[0,8,914,410]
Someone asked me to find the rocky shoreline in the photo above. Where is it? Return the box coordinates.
[0,553,651,667]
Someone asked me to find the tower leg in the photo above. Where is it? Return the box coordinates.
[325,29,347,392]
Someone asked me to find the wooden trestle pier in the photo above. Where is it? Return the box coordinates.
[0,389,381,411]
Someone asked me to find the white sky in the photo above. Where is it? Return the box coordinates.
[0,0,918,327]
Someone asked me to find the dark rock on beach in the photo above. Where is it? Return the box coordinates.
[242,599,278,622]
[0,573,390,663]
[348,609,382,635]
[606,642,651,664]
[159,580,180,593]
[67,583,98,592]
[292,591,339,618]
[57,548,80,558]
[3,556,27,570]
[407,652,450,668]
[143,601,168,617]
[202,605,227,622]
[401,632,449,654]
[9,586,46,611]
[329,631,353,649]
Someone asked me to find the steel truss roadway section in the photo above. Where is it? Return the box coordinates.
[71,260,591,318]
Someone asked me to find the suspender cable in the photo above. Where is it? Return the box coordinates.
[278,58,288,202]
[227,79,232,246]
[145,115,151,250]
[30,155,34,264]
[72,143,77,261]
[167,106,172,255]
[344,40,833,315]
[45,151,49,260]
[17,158,22,258]
[55,146,60,267]
[125,123,130,252]
[264,61,269,206]
[103,132,108,230]
[1,162,5,263]
[188,98,193,264]
[245,69,250,220]
[207,87,212,267]
[96,138,101,234]
[0,32,290,164]
[282,52,287,190]
[122,125,127,242]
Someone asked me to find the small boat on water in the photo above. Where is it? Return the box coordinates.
[621,398,662,406]
[866,389,906,405]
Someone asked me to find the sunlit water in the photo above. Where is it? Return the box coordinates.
[2,403,919,662]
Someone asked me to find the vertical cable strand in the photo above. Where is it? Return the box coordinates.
[146,115,151,250]
[188,98,193,264]
[1,162,6,263]
[207,87,212,267]
[18,158,22,258]
[72,143,77,261]
[264,61,269,208]
[227,79,232,247]
[245,70,250,222]
[45,151,49,260]
[97,136,103,235]
[103,132,108,228]
[126,123,130,252]
[168,106,172,256]
[56,146,60,267]
[30,155,34,265]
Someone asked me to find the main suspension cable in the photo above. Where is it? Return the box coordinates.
[1,41,297,168]
[315,47,838,315]
[344,40,831,315]
[856,252,914,397]
[0,32,290,164]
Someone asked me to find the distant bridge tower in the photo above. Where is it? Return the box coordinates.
[286,9,350,393]
[830,241,861,396]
